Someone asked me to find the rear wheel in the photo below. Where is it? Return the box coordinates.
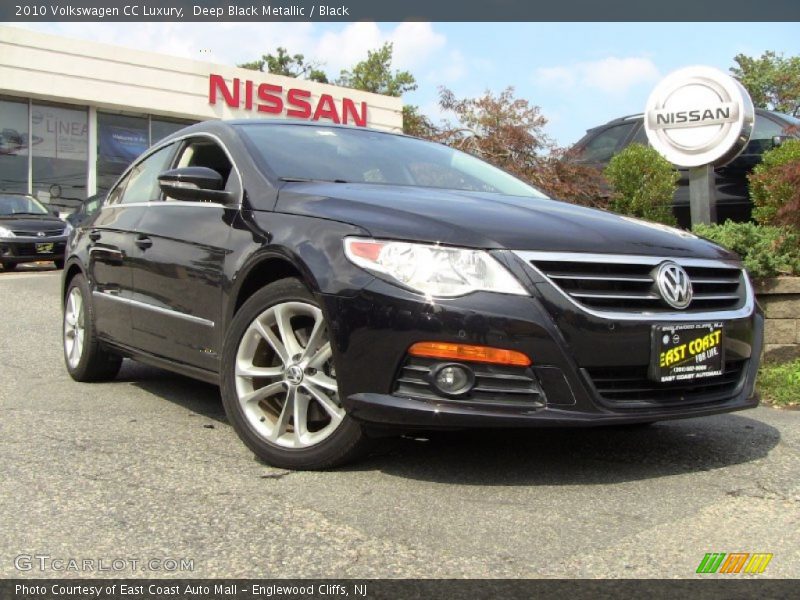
[63,274,122,381]
[221,278,368,470]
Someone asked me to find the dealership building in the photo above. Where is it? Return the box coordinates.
[0,25,403,209]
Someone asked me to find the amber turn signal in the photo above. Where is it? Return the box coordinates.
[408,341,531,367]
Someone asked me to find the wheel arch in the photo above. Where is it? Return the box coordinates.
[62,260,86,303]
[227,250,321,326]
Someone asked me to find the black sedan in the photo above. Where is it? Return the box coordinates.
[0,193,68,271]
[61,120,762,469]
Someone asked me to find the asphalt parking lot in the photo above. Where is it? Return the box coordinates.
[1,268,798,579]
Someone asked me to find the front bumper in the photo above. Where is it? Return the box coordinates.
[322,266,763,430]
[0,236,66,264]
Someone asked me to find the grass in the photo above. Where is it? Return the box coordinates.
[758,359,800,408]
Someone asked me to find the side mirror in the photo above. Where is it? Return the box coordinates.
[49,207,59,217]
[158,166,234,203]
[771,135,785,148]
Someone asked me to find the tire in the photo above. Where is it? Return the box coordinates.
[54,259,65,269]
[1,262,17,271]
[220,278,368,470]
[63,274,122,381]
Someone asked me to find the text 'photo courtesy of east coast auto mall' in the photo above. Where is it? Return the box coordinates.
[0,1,799,599]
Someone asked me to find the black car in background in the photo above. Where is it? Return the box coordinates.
[571,109,800,227]
[62,120,762,469]
[0,193,67,271]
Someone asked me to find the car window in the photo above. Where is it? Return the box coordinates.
[629,123,649,146]
[173,138,234,190]
[580,122,637,162]
[746,115,790,155]
[238,124,549,199]
[0,194,49,216]
[751,115,786,140]
[117,144,176,205]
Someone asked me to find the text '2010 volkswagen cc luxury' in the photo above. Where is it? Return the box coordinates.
[62,120,762,469]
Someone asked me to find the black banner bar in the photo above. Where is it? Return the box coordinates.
[1,0,799,22]
[2,579,798,600]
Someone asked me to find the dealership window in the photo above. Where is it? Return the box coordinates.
[97,112,149,194]
[151,118,194,144]
[0,98,29,194]
[31,103,88,206]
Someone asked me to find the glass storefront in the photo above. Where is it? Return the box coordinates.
[0,97,197,205]
[31,103,88,204]
[97,112,149,194]
[0,98,29,194]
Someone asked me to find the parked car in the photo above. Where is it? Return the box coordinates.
[61,120,762,469]
[571,109,800,227]
[0,193,68,270]
[65,193,105,229]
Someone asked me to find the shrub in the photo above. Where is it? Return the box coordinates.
[758,359,800,406]
[749,139,800,228]
[692,221,800,279]
[604,144,678,225]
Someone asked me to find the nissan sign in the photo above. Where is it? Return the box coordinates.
[644,66,754,168]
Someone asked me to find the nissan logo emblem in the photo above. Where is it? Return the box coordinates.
[37,231,46,237]
[644,66,754,168]
[656,262,693,310]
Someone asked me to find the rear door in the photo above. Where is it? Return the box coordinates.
[128,135,240,371]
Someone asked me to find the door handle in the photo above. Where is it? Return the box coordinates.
[89,231,101,242]
[135,235,153,250]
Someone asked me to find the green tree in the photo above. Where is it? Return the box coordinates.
[239,47,328,83]
[336,43,417,97]
[730,51,800,117]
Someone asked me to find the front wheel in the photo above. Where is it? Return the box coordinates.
[220,278,368,470]
[1,262,17,271]
[54,259,64,269]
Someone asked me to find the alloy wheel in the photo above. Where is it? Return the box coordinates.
[234,301,344,449]
[64,287,85,369]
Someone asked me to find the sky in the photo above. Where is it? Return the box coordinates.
[8,21,800,146]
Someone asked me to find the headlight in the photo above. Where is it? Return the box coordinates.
[0,226,15,238]
[344,237,527,297]
[63,222,73,237]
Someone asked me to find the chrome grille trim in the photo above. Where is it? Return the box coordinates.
[513,250,755,321]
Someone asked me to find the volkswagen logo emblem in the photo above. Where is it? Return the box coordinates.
[37,231,46,238]
[656,262,693,309]
[285,365,304,386]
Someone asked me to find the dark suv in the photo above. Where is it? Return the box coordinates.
[62,120,762,469]
[571,109,800,227]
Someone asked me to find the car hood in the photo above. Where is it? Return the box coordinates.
[0,215,65,233]
[276,182,736,260]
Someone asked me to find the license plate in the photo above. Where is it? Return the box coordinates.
[35,242,54,254]
[650,322,725,383]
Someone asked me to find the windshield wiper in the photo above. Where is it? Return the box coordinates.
[11,212,48,216]
[279,177,351,184]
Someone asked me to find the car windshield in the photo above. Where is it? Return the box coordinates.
[237,124,549,199]
[0,194,49,216]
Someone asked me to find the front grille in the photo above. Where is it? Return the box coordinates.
[394,356,544,406]
[11,228,64,237]
[526,255,745,313]
[585,359,747,408]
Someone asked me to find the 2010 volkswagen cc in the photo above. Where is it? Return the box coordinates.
[61,121,762,469]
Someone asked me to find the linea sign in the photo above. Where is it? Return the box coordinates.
[644,66,754,168]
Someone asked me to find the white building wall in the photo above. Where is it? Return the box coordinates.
[0,25,404,131]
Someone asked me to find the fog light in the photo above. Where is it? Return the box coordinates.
[431,363,474,396]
